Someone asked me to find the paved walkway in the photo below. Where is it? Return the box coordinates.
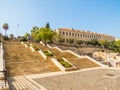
[30,67,120,90]
[5,42,120,90]
[8,71,67,90]
[7,67,120,90]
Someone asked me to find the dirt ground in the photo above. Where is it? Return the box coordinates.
[4,41,59,76]
[32,43,100,69]
[4,41,102,76]
[50,44,111,54]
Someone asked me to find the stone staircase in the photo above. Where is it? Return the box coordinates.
[8,76,46,90]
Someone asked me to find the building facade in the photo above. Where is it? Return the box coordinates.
[55,28,115,44]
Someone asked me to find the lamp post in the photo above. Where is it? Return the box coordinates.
[16,24,19,37]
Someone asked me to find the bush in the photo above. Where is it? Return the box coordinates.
[24,42,30,46]
[19,37,27,41]
[32,45,40,51]
[58,39,65,43]
[58,58,72,68]
[46,40,52,44]
[3,36,9,41]
[44,50,53,57]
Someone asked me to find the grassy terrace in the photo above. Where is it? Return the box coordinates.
[50,49,99,69]
[4,41,59,76]
[32,43,100,69]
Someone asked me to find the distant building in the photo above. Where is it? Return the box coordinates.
[55,28,115,44]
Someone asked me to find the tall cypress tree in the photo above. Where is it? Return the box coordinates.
[45,22,50,29]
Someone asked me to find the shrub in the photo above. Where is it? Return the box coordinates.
[19,37,27,41]
[44,50,53,57]
[32,45,40,51]
[58,39,65,43]
[24,42,30,46]
[58,58,72,68]
[3,36,9,41]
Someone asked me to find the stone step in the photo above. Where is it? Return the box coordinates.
[19,77,37,90]
[24,76,48,90]
[9,76,42,90]
[12,81,21,90]
[14,77,28,90]
[23,76,42,90]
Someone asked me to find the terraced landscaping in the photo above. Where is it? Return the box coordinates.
[31,42,100,69]
[2,41,102,90]
[3,41,101,77]
[4,41,59,76]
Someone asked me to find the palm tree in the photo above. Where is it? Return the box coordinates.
[2,23,9,36]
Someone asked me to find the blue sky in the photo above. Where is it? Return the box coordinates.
[0,0,120,38]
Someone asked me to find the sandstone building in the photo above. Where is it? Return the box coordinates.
[55,28,115,44]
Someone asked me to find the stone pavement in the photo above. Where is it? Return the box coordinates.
[29,67,120,90]
[8,67,120,90]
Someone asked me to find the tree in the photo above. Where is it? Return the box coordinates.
[90,39,98,46]
[38,27,54,44]
[114,40,120,48]
[3,36,9,41]
[19,36,27,41]
[113,40,120,52]
[2,23,9,36]
[31,26,40,42]
[24,33,31,40]
[31,25,55,44]
[114,40,120,49]
[98,40,111,49]
[32,26,39,30]
[84,41,91,46]
[9,34,14,39]
[45,22,50,29]
[107,41,115,50]
[58,38,65,43]
[76,40,83,45]
[98,40,106,48]
[67,39,74,44]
